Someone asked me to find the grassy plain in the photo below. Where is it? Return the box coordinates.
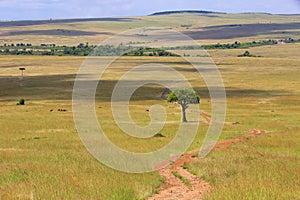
[188,44,300,199]
[0,55,210,199]
[0,13,300,199]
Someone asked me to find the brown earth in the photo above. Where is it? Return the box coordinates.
[148,112,267,200]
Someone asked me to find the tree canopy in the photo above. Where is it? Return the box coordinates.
[167,88,200,122]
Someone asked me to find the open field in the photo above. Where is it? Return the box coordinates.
[0,13,300,199]
[1,13,300,46]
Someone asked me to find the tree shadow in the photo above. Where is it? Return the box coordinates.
[0,73,290,102]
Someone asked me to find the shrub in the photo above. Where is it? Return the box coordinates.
[17,98,25,105]
[238,50,257,57]
[153,133,165,138]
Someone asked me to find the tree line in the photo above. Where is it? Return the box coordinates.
[0,38,299,56]
[166,38,300,50]
[0,43,179,57]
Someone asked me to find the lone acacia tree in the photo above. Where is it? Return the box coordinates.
[167,88,200,122]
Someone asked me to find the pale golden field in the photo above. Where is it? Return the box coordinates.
[0,13,300,199]
[1,13,300,46]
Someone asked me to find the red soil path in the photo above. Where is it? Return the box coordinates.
[148,112,267,200]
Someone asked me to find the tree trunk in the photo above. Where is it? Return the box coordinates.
[181,105,187,123]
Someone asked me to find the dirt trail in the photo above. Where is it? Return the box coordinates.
[214,129,266,149]
[149,153,211,200]
[149,112,267,200]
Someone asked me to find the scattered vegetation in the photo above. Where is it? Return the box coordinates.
[123,47,179,57]
[167,38,300,50]
[0,43,178,57]
[0,38,299,56]
[17,98,25,105]
[1,12,300,200]
[1,43,299,199]
[204,40,277,49]
[153,133,166,138]
[181,24,192,29]
[171,171,191,187]
[238,50,258,57]
[0,43,93,56]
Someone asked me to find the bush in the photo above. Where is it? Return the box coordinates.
[17,98,25,105]
[238,50,257,57]
[153,133,165,138]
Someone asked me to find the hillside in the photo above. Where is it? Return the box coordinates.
[150,10,226,16]
[1,12,300,46]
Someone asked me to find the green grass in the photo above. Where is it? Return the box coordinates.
[1,40,299,198]
[0,101,165,199]
[171,171,191,187]
[185,44,300,199]
[187,131,300,199]
[0,13,300,199]
[0,56,206,199]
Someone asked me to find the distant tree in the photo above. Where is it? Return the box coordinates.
[17,98,25,105]
[19,67,26,77]
[238,50,252,57]
[77,43,85,48]
[243,51,251,56]
[167,88,200,122]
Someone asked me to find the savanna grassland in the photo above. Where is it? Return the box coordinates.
[0,12,300,199]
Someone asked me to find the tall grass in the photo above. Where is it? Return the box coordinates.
[0,41,299,199]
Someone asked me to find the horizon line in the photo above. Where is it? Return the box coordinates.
[1,10,300,22]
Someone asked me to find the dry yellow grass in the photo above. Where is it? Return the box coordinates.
[0,55,209,199]
[1,41,299,198]
[0,13,300,199]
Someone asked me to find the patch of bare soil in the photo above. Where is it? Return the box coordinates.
[149,112,267,200]
[214,129,266,149]
[149,153,211,200]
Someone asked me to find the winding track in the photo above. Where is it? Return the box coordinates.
[149,112,267,200]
